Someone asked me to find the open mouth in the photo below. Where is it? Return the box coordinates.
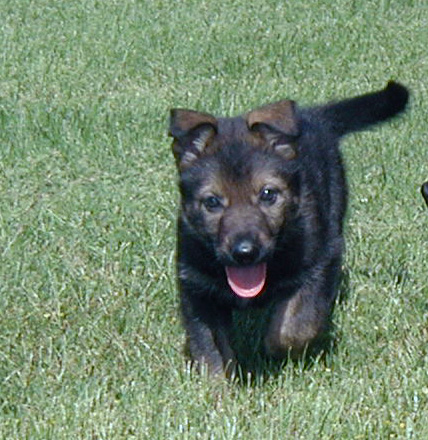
[225,263,267,298]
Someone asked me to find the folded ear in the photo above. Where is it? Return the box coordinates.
[246,100,300,160]
[169,109,218,168]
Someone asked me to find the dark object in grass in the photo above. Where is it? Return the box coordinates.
[169,81,409,376]
[421,182,428,207]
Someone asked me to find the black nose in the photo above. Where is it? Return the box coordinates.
[231,239,259,265]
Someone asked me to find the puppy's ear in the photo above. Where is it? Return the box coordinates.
[247,100,299,160]
[169,109,218,168]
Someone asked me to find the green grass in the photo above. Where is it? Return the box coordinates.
[0,0,427,438]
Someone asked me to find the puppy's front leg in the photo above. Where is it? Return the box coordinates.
[181,294,236,377]
[264,288,330,359]
[264,263,339,359]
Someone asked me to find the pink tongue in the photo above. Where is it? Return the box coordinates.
[225,263,267,298]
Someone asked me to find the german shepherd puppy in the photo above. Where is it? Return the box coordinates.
[169,81,408,376]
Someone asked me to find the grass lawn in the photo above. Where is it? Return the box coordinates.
[0,0,427,438]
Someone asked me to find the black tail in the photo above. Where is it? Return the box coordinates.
[316,81,409,137]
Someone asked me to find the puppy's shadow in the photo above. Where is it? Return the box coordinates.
[231,268,351,385]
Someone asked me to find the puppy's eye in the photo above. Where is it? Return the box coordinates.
[259,187,278,205]
[202,196,223,211]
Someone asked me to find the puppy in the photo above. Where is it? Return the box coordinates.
[169,81,409,376]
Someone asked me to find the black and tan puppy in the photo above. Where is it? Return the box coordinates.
[169,81,408,376]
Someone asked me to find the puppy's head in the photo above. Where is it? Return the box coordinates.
[169,101,300,298]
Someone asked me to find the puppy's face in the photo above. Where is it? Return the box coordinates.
[179,145,296,265]
[170,102,300,297]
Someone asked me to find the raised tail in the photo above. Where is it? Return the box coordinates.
[315,81,409,137]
